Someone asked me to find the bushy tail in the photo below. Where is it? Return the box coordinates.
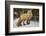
[16,18,22,27]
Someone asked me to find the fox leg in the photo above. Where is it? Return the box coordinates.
[27,20,30,24]
[23,20,26,25]
[25,20,27,25]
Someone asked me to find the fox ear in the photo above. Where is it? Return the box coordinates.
[27,10,32,13]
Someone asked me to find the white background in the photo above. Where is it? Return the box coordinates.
[0,0,46,36]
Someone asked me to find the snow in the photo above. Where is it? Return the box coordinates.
[13,18,39,28]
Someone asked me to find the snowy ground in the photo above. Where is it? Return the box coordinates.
[13,18,39,28]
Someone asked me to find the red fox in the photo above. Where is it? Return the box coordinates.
[16,10,33,27]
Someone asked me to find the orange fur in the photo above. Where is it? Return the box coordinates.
[16,10,33,27]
